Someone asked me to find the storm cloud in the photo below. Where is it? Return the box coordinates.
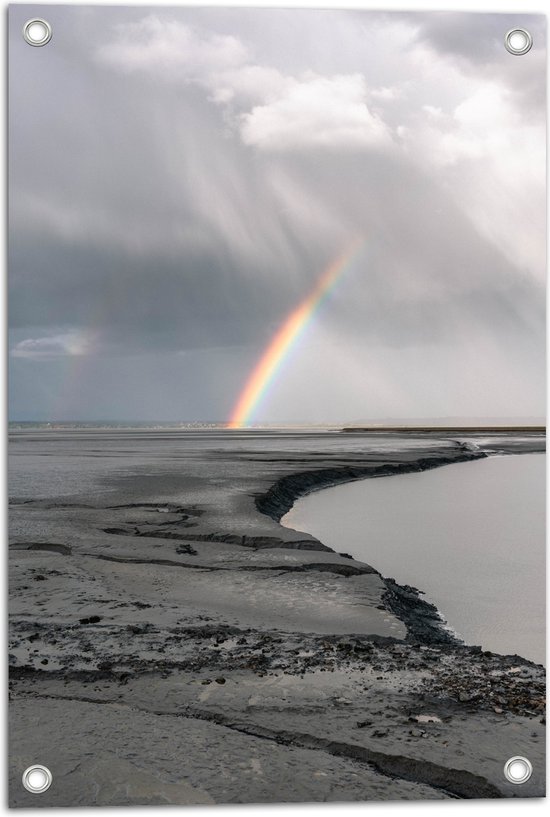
[8,5,545,423]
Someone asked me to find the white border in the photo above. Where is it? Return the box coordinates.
[1,2,548,816]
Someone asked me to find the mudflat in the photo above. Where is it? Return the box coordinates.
[8,429,546,805]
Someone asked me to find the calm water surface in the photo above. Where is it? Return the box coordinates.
[284,454,545,664]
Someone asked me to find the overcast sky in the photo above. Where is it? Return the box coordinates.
[9,5,546,423]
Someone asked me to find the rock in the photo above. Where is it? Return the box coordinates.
[176,544,198,556]
[215,677,226,685]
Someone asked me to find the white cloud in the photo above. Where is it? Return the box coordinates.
[11,332,95,360]
[97,18,392,153]
[398,82,545,279]
[240,74,392,151]
[209,65,290,105]
[371,86,400,101]
[97,15,248,79]
[422,104,444,119]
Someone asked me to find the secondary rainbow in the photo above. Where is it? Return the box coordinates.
[227,238,363,428]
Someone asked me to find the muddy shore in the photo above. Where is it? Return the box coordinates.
[8,430,546,805]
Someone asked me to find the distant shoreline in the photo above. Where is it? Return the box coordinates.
[342,426,546,434]
[8,422,546,434]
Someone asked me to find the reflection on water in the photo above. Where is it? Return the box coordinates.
[284,454,545,665]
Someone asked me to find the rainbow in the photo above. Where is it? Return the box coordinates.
[227,238,363,428]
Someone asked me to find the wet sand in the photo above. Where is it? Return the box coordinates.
[8,430,546,805]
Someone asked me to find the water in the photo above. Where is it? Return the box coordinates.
[283,454,545,665]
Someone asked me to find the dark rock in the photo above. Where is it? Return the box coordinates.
[176,544,198,556]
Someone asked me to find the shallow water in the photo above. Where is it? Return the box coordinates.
[284,454,546,664]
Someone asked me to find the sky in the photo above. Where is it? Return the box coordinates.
[8,5,546,424]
